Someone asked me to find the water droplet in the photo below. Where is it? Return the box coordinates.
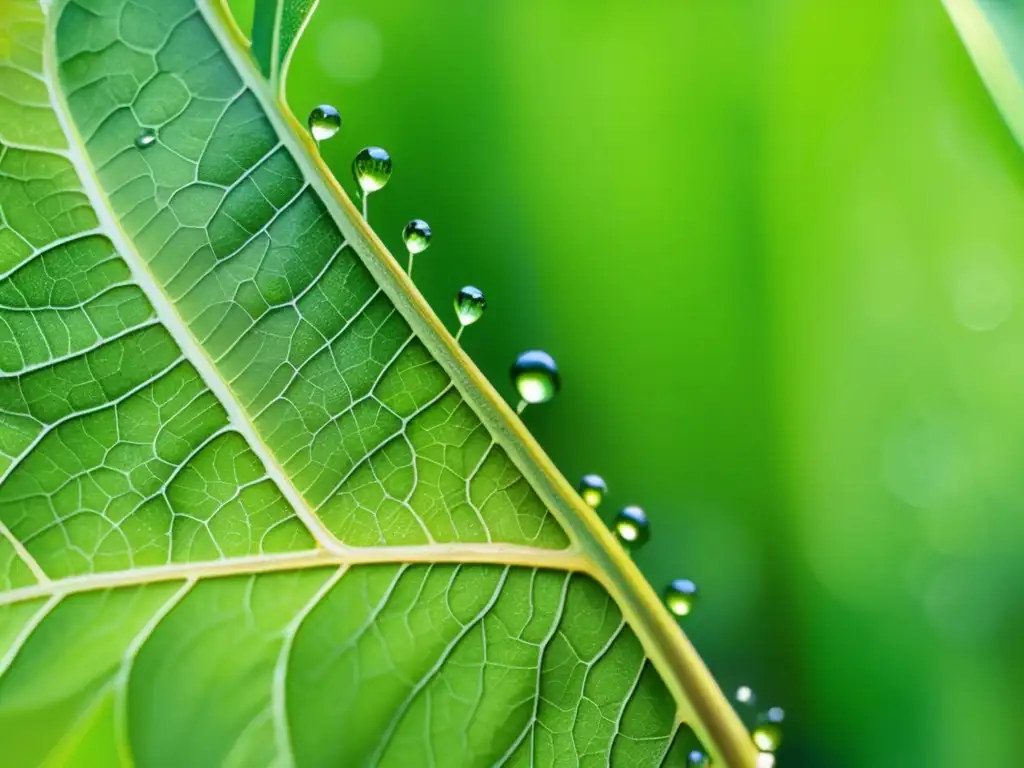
[687,750,710,766]
[135,128,156,149]
[403,219,432,254]
[756,753,776,768]
[308,104,341,142]
[352,146,392,193]
[454,286,486,327]
[736,686,756,706]
[613,505,649,549]
[577,474,607,508]
[664,578,698,617]
[751,707,784,752]
[511,350,560,406]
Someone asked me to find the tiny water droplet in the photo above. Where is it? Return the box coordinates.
[577,474,607,508]
[664,578,698,617]
[454,286,486,327]
[736,686,756,706]
[308,104,341,142]
[135,128,156,149]
[686,750,709,766]
[511,350,560,405]
[352,146,392,193]
[752,707,784,752]
[756,753,776,768]
[613,505,649,549]
[403,219,432,254]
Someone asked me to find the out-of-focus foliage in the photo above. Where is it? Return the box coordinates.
[228,0,1024,764]
[945,0,1024,151]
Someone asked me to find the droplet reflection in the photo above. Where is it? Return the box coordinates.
[308,104,341,143]
[402,219,431,276]
[511,350,560,411]
[664,578,698,617]
[352,146,392,219]
[454,286,486,339]
[577,474,607,508]
[613,505,649,550]
[751,707,784,752]
[135,128,157,149]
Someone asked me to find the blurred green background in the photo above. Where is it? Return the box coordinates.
[230,0,1024,764]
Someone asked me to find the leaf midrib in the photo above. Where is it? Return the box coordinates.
[36,0,587,581]
[201,1,758,762]
[8,0,762,763]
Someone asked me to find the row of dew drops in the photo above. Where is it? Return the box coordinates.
[307,105,785,766]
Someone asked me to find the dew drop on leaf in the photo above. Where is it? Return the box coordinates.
[577,473,607,508]
[752,707,784,752]
[403,219,432,254]
[511,350,560,405]
[687,750,710,766]
[352,146,392,193]
[756,753,777,768]
[454,286,486,327]
[135,128,156,149]
[308,104,341,142]
[736,685,756,706]
[613,505,649,549]
[664,578,698,617]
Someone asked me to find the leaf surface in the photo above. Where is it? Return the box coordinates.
[251,0,316,97]
[0,0,755,764]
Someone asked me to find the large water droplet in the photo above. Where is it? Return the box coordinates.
[454,286,486,327]
[613,505,649,549]
[403,219,432,254]
[686,750,710,766]
[664,578,698,617]
[308,104,341,142]
[752,707,784,752]
[578,474,607,508]
[756,753,776,768]
[511,350,560,406]
[352,147,392,193]
[135,128,156,149]
[736,686,756,706]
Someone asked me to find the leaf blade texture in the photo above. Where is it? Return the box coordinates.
[250,0,317,97]
[0,0,756,764]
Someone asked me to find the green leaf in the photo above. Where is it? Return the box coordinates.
[0,0,755,764]
[250,0,317,97]
[945,0,1024,148]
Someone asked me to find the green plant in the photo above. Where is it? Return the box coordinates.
[0,0,758,764]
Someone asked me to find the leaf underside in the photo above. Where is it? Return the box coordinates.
[0,0,753,765]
